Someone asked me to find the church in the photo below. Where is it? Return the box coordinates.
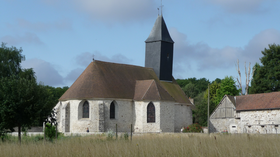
[54,15,194,133]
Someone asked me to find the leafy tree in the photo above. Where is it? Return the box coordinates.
[0,76,39,143]
[214,76,240,105]
[0,43,55,143]
[182,82,199,98]
[0,43,25,77]
[250,44,280,93]
[176,77,210,98]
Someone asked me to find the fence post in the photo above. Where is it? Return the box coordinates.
[116,124,118,139]
[56,123,58,139]
[131,124,132,141]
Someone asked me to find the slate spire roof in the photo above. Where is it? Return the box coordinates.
[145,15,174,43]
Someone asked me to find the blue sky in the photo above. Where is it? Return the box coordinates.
[1,0,280,89]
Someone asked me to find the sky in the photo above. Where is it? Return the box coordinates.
[1,0,280,89]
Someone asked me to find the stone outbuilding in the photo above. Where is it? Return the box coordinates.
[210,92,280,134]
[54,15,194,134]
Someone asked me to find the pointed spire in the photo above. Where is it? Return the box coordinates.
[145,15,174,43]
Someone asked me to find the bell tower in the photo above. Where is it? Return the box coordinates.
[145,15,174,81]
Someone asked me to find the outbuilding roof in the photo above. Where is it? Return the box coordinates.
[235,92,280,111]
[59,60,191,105]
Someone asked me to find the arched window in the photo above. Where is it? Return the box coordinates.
[83,101,89,118]
[110,101,115,119]
[147,102,155,123]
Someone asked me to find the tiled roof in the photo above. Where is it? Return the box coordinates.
[134,80,174,101]
[59,60,192,105]
[236,92,280,111]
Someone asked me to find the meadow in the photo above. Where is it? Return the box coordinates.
[1,133,280,157]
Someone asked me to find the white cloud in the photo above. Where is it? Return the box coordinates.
[0,32,44,45]
[75,51,133,67]
[21,58,64,86]
[65,68,84,83]
[170,28,280,74]
[71,0,157,23]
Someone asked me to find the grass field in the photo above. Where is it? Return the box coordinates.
[1,133,280,157]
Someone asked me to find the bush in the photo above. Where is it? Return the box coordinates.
[124,132,129,140]
[106,129,114,140]
[182,123,203,133]
[45,123,56,140]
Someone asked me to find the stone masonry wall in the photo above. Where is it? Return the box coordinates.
[174,104,193,132]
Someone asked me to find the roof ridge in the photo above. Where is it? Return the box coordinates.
[153,80,162,100]
[236,91,280,97]
[141,80,154,100]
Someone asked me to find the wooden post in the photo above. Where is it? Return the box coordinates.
[56,123,58,140]
[208,84,210,134]
[130,124,132,141]
[116,124,118,139]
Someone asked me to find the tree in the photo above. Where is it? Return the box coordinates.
[182,82,199,98]
[215,76,240,105]
[0,43,54,143]
[0,43,25,77]
[235,59,255,95]
[250,44,280,93]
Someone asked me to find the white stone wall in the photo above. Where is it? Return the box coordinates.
[174,104,193,132]
[160,102,174,132]
[239,110,280,134]
[210,118,241,133]
[56,99,193,133]
[103,100,134,132]
[134,101,161,132]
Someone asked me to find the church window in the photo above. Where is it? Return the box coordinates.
[110,102,116,119]
[147,102,155,123]
[83,101,89,118]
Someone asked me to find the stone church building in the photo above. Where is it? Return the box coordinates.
[54,15,194,133]
[210,92,280,134]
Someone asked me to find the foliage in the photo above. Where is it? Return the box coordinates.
[0,43,25,77]
[0,44,55,143]
[182,82,199,98]
[182,123,203,133]
[214,76,240,105]
[45,123,56,140]
[250,44,280,93]
[193,76,239,126]
[123,132,129,140]
[106,129,115,140]
[176,77,210,98]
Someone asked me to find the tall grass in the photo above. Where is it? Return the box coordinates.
[1,133,280,157]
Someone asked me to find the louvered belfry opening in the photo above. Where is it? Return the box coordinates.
[83,101,89,118]
[147,102,155,123]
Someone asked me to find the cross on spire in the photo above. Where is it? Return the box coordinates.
[160,0,164,15]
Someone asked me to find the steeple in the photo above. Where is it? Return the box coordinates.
[145,15,174,43]
[145,15,174,82]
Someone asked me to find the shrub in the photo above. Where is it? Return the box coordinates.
[124,132,129,140]
[183,123,203,133]
[106,129,114,140]
[45,123,56,140]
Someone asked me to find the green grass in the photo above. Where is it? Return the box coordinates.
[1,133,280,157]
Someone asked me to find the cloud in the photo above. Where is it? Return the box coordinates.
[21,58,64,86]
[204,0,275,14]
[75,51,133,67]
[71,0,157,23]
[170,28,280,73]
[65,68,84,83]
[0,32,44,45]
[6,19,72,32]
